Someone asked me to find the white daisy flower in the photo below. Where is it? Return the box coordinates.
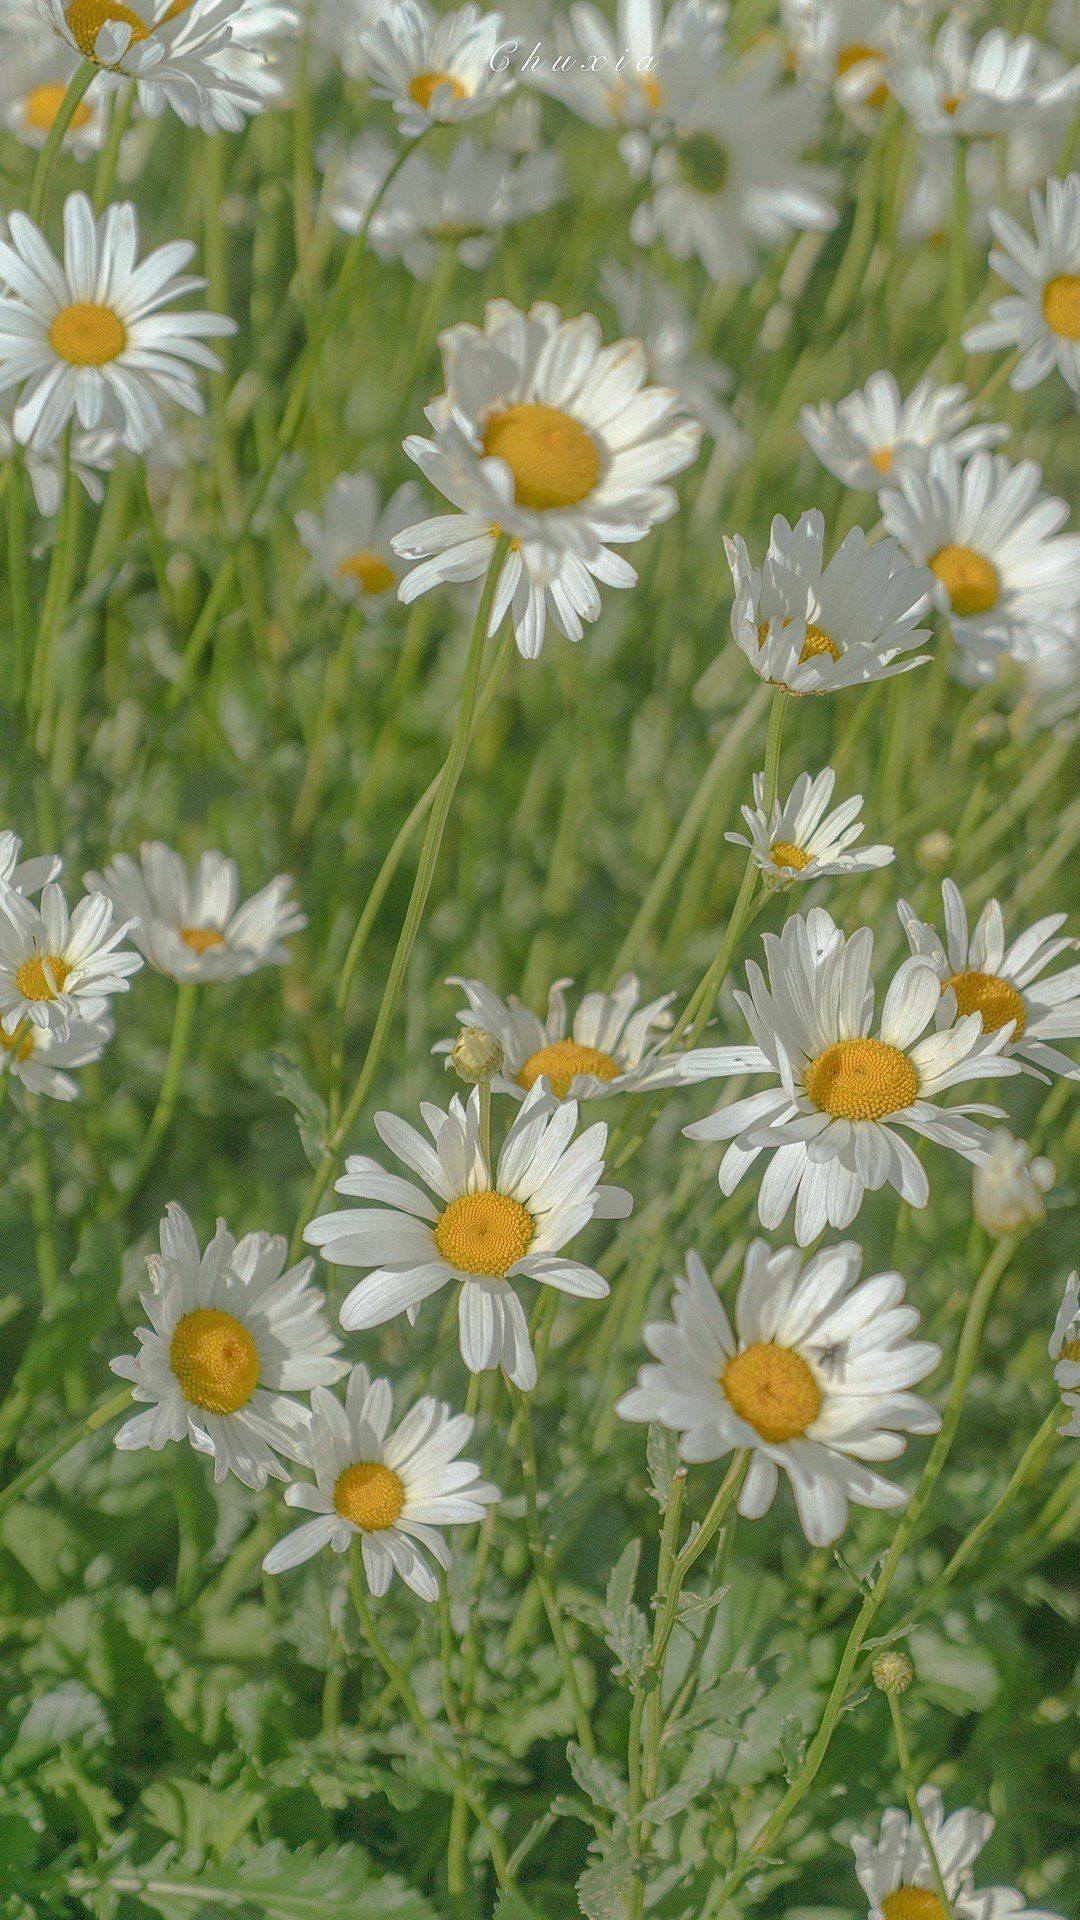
[972,1128,1055,1236]
[85,841,305,983]
[536,0,728,138]
[617,1239,941,1547]
[315,0,399,81]
[393,297,701,660]
[800,371,1007,496]
[295,472,425,607]
[679,908,1021,1245]
[0,829,60,899]
[38,0,271,133]
[0,400,118,516]
[262,1364,498,1599]
[781,0,893,114]
[889,17,1080,138]
[600,260,743,454]
[900,115,1068,248]
[881,449,1080,678]
[433,970,712,1101]
[359,0,513,137]
[630,52,837,285]
[0,879,142,1040]
[1049,1273,1079,1426]
[897,879,1080,1082]
[0,1014,112,1101]
[1012,613,1080,731]
[726,767,894,888]
[112,1204,345,1489]
[305,1082,632,1389]
[0,192,235,456]
[964,175,1080,396]
[726,510,933,696]
[0,49,110,153]
[852,1788,1065,1920]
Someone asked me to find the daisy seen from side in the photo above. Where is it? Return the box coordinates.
[1049,1272,1079,1437]
[726,766,894,888]
[359,0,513,136]
[888,17,1080,138]
[85,842,305,983]
[38,0,270,131]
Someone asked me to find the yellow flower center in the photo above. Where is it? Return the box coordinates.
[945,969,1027,1037]
[169,1307,259,1415]
[0,1025,35,1062]
[408,69,468,111]
[482,402,601,513]
[941,92,962,115]
[517,1038,620,1099]
[49,301,127,367]
[1041,273,1080,341]
[23,83,94,133]
[179,926,228,954]
[836,41,888,107]
[768,840,810,872]
[337,549,396,595]
[65,0,148,60]
[334,1460,406,1530]
[799,623,842,664]
[721,1342,821,1443]
[805,1037,919,1121]
[433,1190,536,1277]
[870,445,894,475]
[882,1891,948,1920]
[14,955,72,1002]
[930,543,1000,618]
[1060,1336,1080,1362]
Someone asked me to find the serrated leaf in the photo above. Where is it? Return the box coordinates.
[645,1426,681,1508]
[4,1682,108,1768]
[70,1841,437,1920]
[666,1667,763,1741]
[603,1541,647,1681]
[577,1829,633,1920]
[777,1714,807,1784]
[640,1775,704,1825]
[567,1744,628,1820]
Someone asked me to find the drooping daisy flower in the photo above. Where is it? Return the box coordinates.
[0,193,235,455]
[359,0,513,137]
[600,260,744,454]
[305,1082,632,1388]
[0,400,118,517]
[897,879,1080,1082]
[679,909,1021,1245]
[617,1240,940,1546]
[0,829,60,899]
[85,842,305,983]
[881,449,1080,677]
[972,1129,1054,1235]
[537,0,728,139]
[111,1203,345,1489]
[0,1014,112,1101]
[888,16,1080,138]
[726,767,894,888]
[37,0,272,132]
[262,1365,498,1599]
[1050,1273,1079,1436]
[295,473,424,607]
[851,1788,1065,1920]
[0,48,110,153]
[781,0,893,115]
[800,372,1007,495]
[392,298,701,659]
[0,880,142,1040]
[964,175,1080,396]
[433,971,711,1101]
[727,510,933,696]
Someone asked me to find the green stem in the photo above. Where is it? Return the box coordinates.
[512,1381,597,1757]
[26,1106,61,1305]
[947,137,969,378]
[110,982,198,1212]
[290,609,363,839]
[6,456,31,703]
[28,61,97,225]
[0,1386,131,1517]
[886,1692,954,1920]
[92,81,135,212]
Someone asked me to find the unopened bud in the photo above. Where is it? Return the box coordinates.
[448,1026,504,1084]
[916,830,953,872]
[872,1648,914,1695]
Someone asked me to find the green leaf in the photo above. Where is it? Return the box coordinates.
[645,1426,681,1509]
[577,1828,633,1920]
[4,1681,108,1769]
[603,1542,647,1682]
[567,1744,628,1820]
[69,1841,437,1920]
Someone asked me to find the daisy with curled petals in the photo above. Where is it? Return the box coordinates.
[600,261,744,456]
[0,829,60,899]
[111,1203,345,1489]
[726,767,894,889]
[295,472,424,607]
[262,1364,498,1599]
[1050,1273,1079,1437]
[898,879,1080,1082]
[38,0,269,132]
[393,298,701,659]
[617,1239,940,1547]
[85,841,305,983]
[678,908,1021,1245]
[852,1788,1065,1920]
[727,510,933,696]
[0,880,142,1041]
[888,16,1080,138]
[964,175,1080,396]
[800,371,1007,496]
[1,1015,112,1101]
[305,1082,632,1389]
[359,0,513,137]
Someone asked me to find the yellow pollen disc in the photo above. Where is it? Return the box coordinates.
[49,301,127,367]
[433,1190,536,1277]
[14,954,72,1002]
[1042,273,1080,341]
[638,73,665,109]
[945,969,1027,1037]
[941,92,962,115]
[1061,1336,1080,1362]
[805,1037,919,1121]
[65,0,149,60]
[722,1342,821,1444]
[768,840,810,872]
[482,402,601,513]
[930,543,1000,618]
[799,623,842,664]
[836,41,888,107]
[337,549,396,595]
[179,925,227,954]
[23,83,94,133]
[0,1025,35,1062]
[334,1460,405,1530]
[882,1891,948,1920]
[169,1307,259,1415]
[408,69,468,110]
[518,1038,620,1099]
[870,445,894,475]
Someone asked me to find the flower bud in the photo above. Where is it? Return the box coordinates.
[972,1130,1054,1236]
[448,1026,504,1084]
[872,1648,914,1695]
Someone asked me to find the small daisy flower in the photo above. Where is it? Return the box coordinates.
[726,767,894,888]
[1050,1274,1079,1435]
[0,50,110,153]
[295,473,425,607]
[0,829,60,899]
[38,0,270,132]
[0,879,142,1040]
[727,510,933,696]
[898,878,1080,1082]
[889,17,1080,138]
[85,842,305,983]
[434,971,712,1101]
[262,1364,498,1599]
[600,260,744,454]
[0,192,235,455]
[617,1239,940,1547]
[111,1203,345,1489]
[538,0,728,139]
[964,175,1080,396]
[679,908,1021,1245]
[781,0,892,116]
[800,371,1007,496]
[393,297,701,660]
[305,1082,632,1390]
[882,449,1080,677]
[0,1015,112,1101]
[359,0,513,137]
[852,1788,1065,1920]
[972,1129,1054,1236]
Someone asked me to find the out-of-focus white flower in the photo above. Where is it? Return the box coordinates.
[359,0,513,136]
[727,766,894,887]
[1,1014,112,1101]
[85,842,305,983]
[0,402,118,516]
[295,473,425,606]
[800,371,1006,495]
[0,46,110,151]
[889,16,1080,137]
[972,1128,1054,1234]
[901,114,1068,246]
[1050,1274,1079,1438]
[601,260,744,453]
[781,0,892,115]
[0,830,60,899]
[964,175,1080,396]
[535,0,728,141]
